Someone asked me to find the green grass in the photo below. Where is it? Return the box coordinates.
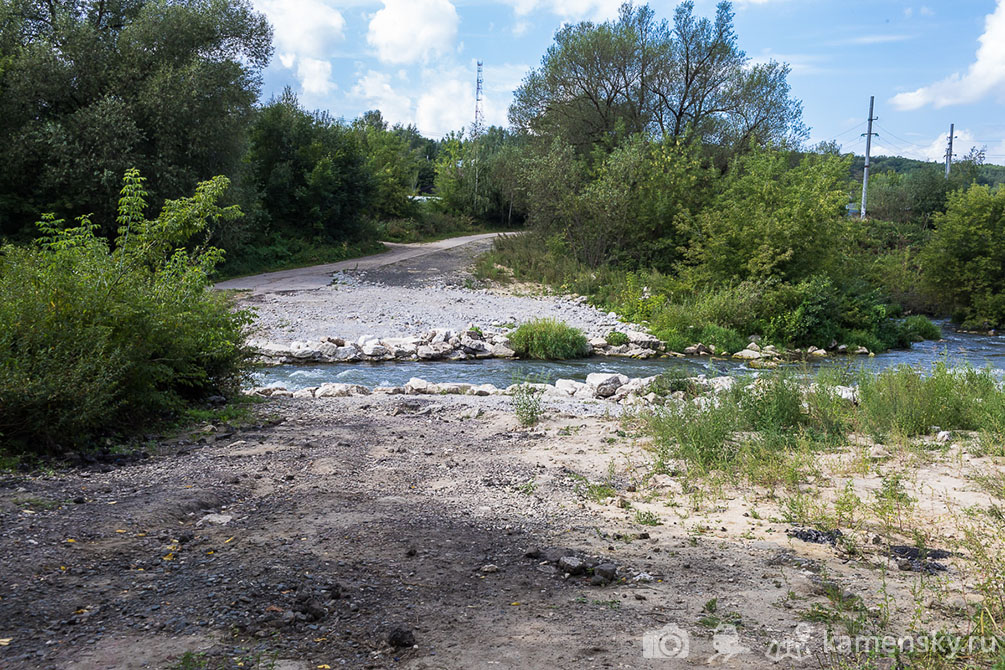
[643,361,1005,488]
[508,318,591,360]
[857,362,1004,440]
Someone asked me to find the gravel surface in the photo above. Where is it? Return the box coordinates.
[241,272,629,344]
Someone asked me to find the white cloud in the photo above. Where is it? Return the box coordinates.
[255,0,344,59]
[352,70,414,125]
[254,0,344,93]
[891,0,1005,110]
[297,58,335,95]
[502,0,622,20]
[831,34,913,46]
[417,76,474,137]
[920,6,935,16]
[367,0,459,64]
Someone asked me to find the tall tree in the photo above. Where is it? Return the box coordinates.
[0,0,272,238]
[509,1,804,156]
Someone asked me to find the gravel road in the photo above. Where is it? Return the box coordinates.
[230,234,635,343]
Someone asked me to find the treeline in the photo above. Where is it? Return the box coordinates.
[0,0,509,278]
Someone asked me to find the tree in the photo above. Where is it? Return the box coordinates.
[0,0,272,239]
[684,150,851,283]
[352,111,424,220]
[509,1,804,156]
[246,90,373,242]
[922,183,1005,329]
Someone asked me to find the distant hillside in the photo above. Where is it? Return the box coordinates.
[848,154,1005,187]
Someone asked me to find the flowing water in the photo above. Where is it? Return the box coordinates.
[255,322,1005,391]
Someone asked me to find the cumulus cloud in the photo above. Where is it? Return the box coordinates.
[416,76,474,137]
[352,70,414,125]
[296,58,335,95]
[256,0,344,59]
[367,0,460,64]
[254,0,344,92]
[891,0,1005,110]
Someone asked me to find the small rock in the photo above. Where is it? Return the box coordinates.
[480,564,499,574]
[558,555,586,575]
[388,626,416,648]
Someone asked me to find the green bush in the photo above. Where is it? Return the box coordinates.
[605,331,629,346]
[508,318,591,360]
[0,170,253,453]
[512,382,544,427]
[922,183,1005,329]
[902,315,942,341]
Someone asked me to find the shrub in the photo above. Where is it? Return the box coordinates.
[508,318,591,360]
[512,382,544,426]
[902,315,942,341]
[0,170,253,453]
[605,331,629,346]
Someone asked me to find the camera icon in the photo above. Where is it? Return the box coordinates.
[643,623,690,659]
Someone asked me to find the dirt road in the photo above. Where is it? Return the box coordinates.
[213,233,510,294]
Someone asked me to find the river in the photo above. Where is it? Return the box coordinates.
[254,321,1005,391]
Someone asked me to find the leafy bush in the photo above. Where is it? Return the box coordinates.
[508,319,591,360]
[922,183,1005,329]
[605,331,629,346]
[0,170,253,453]
[512,383,544,427]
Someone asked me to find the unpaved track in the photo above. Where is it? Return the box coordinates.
[213,233,511,294]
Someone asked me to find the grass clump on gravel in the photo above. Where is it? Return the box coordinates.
[508,318,591,360]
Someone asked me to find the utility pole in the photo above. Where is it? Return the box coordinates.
[860,95,878,220]
[944,123,955,178]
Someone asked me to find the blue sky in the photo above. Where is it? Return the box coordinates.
[252,0,1005,164]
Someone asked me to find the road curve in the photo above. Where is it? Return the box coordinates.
[213,232,513,294]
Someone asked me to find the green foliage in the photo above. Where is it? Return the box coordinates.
[512,381,544,427]
[0,0,272,238]
[857,362,1003,439]
[510,2,804,155]
[684,150,852,283]
[0,170,252,453]
[508,319,591,360]
[922,183,1005,329]
[433,127,526,226]
[605,331,629,346]
[352,110,425,220]
[245,89,374,242]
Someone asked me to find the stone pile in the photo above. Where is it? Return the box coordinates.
[251,326,667,365]
[250,371,746,408]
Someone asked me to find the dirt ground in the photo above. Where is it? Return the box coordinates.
[1,392,998,669]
